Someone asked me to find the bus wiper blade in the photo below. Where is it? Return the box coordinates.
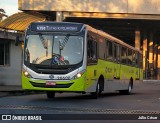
[39,33,48,49]
[59,34,70,50]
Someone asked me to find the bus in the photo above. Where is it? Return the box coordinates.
[21,22,143,99]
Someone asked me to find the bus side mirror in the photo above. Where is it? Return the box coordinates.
[15,36,20,46]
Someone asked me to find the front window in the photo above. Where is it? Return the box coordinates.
[24,34,83,66]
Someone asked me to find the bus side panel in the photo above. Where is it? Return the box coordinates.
[135,68,143,83]
[85,65,98,92]
[119,65,134,89]
[140,68,143,80]
[135,67,140,80]
[100,60,121,92]
[104,63,127,91]
[104,61,114,80]
[85,60,138,93]
[85,59,114,93]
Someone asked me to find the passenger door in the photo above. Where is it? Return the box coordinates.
[86,32,98,90]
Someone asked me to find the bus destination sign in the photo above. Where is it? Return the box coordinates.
[30,22,84,32]
[36,25,78,31]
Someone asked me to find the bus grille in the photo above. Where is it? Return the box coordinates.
[36,68,71,74]
[29,81,73,88]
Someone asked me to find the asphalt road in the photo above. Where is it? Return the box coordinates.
[0,81,160,122]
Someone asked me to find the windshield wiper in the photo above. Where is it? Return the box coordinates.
[59,34,70,56]
[59,34,70,50]
[39,33,48,49]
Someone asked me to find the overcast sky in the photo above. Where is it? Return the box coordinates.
[0,0,18,16]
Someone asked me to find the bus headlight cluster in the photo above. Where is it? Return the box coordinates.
[24,71,29,76]
[72,70,85,80]
[23,69,32,78]
[76,73,82,78]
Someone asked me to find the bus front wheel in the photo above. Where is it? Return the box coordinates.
[46,91,55,98]
[91,82,101,99]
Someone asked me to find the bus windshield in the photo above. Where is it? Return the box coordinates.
[24,34,83,66]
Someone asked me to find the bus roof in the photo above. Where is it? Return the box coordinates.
[29,21,141,53]
[85,24,142,53]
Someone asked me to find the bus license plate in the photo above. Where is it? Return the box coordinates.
[46,81,56,86]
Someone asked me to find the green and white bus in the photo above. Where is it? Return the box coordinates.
[22,22,143,98]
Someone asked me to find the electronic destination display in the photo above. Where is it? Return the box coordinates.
[30,22,84,32]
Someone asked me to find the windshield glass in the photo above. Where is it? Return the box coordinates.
[24,34,83,65]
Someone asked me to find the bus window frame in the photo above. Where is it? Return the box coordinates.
[106,39,113,61]
[113,43,120,63]
[138,52,143,68]
[97,35,106,60]
[127,48,133,66]
[121,46,128,65]
[87,31,98,65]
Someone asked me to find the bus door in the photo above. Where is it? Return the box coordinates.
[86,32,98,90]
[113,43,121,80]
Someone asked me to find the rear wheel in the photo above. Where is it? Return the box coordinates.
[46,91,55,98]
[127,82,132,94]
[119,81,132,95]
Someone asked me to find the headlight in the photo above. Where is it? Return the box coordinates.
[22,69,32,78]
[77,73,82,78]
[24,71,29,76]
[72,70,85,80]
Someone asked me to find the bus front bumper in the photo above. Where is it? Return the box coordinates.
[22,74,86,92]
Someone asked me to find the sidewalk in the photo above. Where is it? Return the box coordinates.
[0,92,9,97]
[143,80,160,82]
[0,85,43,97]
[0,85,22,92]
[0,85,22,97]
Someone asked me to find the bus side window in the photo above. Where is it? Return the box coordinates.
[133,52,138,67]
[92,41,98,59]
[98,36,105,60]
[135,53,138,67]
[121,47,127,64]
[132,51,136,66]
[87,39,92,58]
[128,49,133,65]
[87,34,98,64]
[138,53,143,68]
[113,43,120,63]
[106,40,113,61]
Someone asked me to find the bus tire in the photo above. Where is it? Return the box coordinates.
[91,82,100,99]
[119,81,132,95]
[46,91,55,98]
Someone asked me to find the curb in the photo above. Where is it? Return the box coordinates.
[143,80,160,82]
[0,92,9,97]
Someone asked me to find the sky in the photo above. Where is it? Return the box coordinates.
[0,0,19,17]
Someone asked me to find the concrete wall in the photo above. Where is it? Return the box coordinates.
[19,0,160,14]
[0,40,22,86]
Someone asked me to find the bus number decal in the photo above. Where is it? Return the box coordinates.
[57,76,70,80]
